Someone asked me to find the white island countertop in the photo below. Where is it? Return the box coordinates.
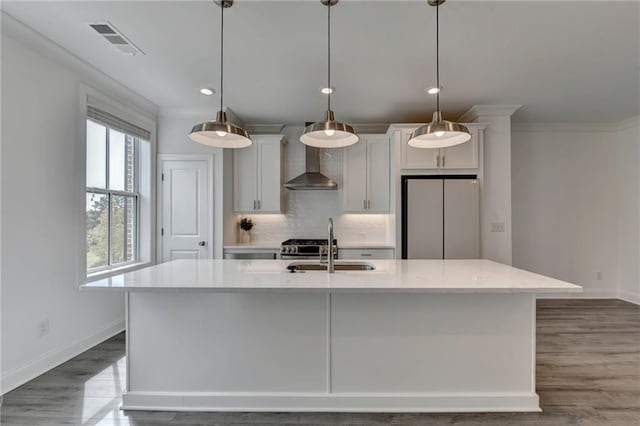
[82,259,581,294]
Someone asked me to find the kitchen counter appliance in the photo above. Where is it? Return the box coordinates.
[280,238,338,260]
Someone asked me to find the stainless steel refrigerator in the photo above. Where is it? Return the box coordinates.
[402,176,480,259]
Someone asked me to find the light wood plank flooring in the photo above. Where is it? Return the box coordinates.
[1,299,638,425]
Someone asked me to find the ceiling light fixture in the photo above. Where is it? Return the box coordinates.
[200,88,215,96]
[320,87,334,95]
[426,87,441,95]
[189,0,251,149]
[409,0,470,149]
[300,0,358,149]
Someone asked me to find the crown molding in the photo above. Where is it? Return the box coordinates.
[352,123,390,134]
[245,124,285,134]
[459,105,522,122]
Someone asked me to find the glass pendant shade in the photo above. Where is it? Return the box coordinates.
[190,111,252,149]
[300,110,359,148]
[408,111,471,148]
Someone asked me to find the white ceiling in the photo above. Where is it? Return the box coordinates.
[2,1,639,124]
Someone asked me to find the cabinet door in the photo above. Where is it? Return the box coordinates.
[400,129,439,169]
[367,138,390,212]
[233,143,258,213]
[257,139,283,213]
[441,128,478,169]
[343,140,368,212]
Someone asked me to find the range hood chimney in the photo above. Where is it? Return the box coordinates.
[284,145,337,190]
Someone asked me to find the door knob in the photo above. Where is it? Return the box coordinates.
[198,241,206,246]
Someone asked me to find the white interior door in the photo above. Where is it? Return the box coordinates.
[161,158,211,262]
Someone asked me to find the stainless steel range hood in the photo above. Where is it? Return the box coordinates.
[284,146,337,190]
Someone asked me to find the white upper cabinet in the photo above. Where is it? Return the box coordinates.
[233,135,285,213]
[399,125,482,170]
[343,135,390,213]
[400,129,439,169]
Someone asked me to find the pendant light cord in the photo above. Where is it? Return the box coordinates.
[436,1,440,113]
[327,1,332,112]
[220,3,224,113]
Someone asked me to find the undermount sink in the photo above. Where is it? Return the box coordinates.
[287,261,376,272]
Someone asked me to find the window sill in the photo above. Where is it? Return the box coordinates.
[86,261,153,283]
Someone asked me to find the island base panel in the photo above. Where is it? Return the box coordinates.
[124,292,538,412]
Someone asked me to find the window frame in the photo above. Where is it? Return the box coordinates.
[79,85,157,283]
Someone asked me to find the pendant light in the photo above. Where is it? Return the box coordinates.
[300,0,359,149]
[408,0,470,149]
[189,0,251,149]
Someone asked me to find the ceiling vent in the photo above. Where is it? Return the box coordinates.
[88,21,145,56]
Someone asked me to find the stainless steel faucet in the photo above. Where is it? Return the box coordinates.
[327,218,335,273]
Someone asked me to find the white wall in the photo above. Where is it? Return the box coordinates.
[460,106,521,265]
[1,17,156,393]
[616,117,640,304]
[512,125,619,298]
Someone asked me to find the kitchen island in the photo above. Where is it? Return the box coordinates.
[82,259,580,413]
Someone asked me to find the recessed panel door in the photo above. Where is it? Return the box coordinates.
[161,159,210,262]
[367,138,391,212]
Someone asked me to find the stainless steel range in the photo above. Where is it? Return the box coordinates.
[280,238,338,260]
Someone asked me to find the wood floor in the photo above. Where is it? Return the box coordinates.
[1,299,638,426]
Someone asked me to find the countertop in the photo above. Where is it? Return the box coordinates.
[82,259,581,294]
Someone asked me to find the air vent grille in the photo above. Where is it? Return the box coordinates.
[88,21,145,56]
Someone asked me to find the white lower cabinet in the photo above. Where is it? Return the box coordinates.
[233,135,285,213]
[339,248,395,260]
[343,135,390,212]
[397,125,483,170]
[223,248,279,260]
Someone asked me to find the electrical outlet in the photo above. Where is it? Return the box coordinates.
[490,222,505,233]
[38,319,50,338]
[596,272,603,281]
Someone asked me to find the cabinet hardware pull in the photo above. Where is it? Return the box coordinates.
[437,155,440,168]
[198,241,206,247]
[361,253,372,257]
[442,155,445,168]
[258,200,261,210]
[364,200,367,210]
[253,200,257,210]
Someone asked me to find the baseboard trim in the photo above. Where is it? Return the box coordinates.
[0,319,125,395]
[122,391,541,413]
[536,288,616,299]
[618,291,640,306]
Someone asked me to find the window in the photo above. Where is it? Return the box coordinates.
[85,104,152,274]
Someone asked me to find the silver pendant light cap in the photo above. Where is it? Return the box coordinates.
[408,111,471,149]
[189,110,252,149]
[300,110,359,148]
